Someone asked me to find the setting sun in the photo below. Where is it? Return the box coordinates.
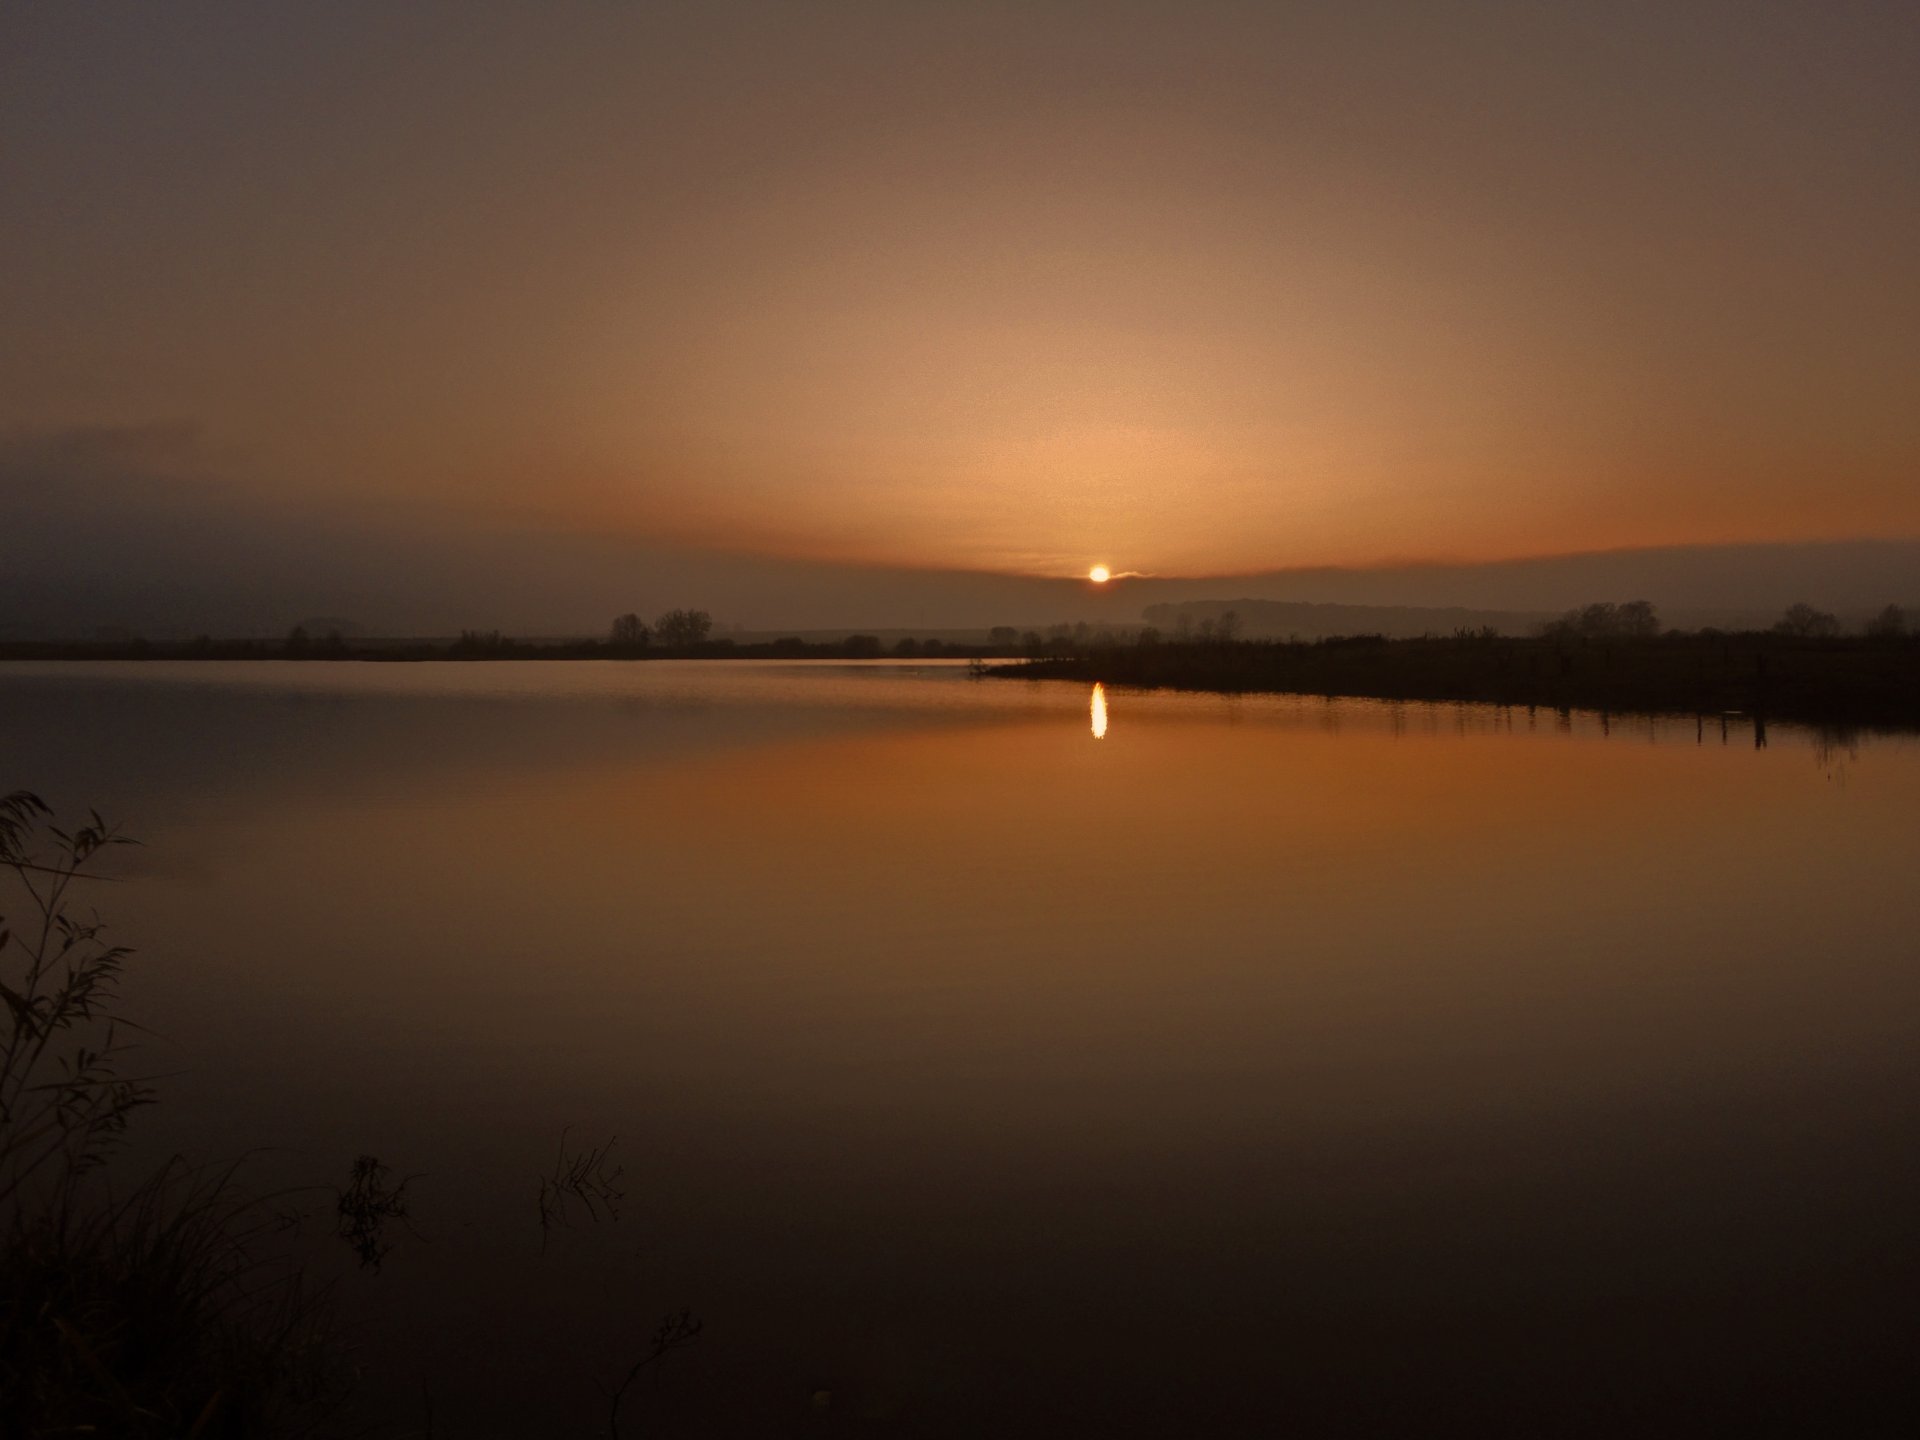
[1088,565,1112,584]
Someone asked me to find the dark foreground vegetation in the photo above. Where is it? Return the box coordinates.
[0,796,326,1436]
[1,795,698,1438]
[997,624,1920,729]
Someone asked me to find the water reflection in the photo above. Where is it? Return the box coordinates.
[4,661,1919,1435]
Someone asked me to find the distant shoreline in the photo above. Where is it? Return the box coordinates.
[0,637,1008,664]
[7,633,1919,730]
[989,633,1920,730]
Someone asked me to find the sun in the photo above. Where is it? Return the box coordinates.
[1088,565,1112,584]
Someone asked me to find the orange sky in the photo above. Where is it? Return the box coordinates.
[3,0,1917,583]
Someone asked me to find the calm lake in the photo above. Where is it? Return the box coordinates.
[4,660,1918,1436]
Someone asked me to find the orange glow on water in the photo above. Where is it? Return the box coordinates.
[1091,683,1109,739]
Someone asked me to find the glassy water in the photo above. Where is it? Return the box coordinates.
[4,661,1917,1436]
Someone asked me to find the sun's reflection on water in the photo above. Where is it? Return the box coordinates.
[1090,682,1108,739]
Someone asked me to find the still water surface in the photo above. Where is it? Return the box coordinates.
[3,661,1917,1435]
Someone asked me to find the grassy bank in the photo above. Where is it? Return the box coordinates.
[992,632,1920,729]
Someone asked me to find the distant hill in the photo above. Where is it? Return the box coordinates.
[1142,599,1553,639]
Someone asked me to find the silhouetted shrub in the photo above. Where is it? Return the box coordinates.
[1542,600,1659,640]
[1774,602,1839,638]
[450,629,515,657]
[653,609,712,648]
[1866,604,1907,640]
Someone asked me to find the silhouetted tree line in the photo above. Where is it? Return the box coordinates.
[1774,602,1839,638]
[3,600,1909,667]
[0,633,1026,663]
[603,608,713,652]
[650,608,713,649]
[1866,604,1907,639]
[991,597,1920,728]
[1541,600,1660,641]
[282,624,349,658]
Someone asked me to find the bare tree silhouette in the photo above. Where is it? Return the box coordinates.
[652,610,712,648]
[1774,602,1839,638]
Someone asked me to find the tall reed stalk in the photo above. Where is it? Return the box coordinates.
[1,791,334,1437]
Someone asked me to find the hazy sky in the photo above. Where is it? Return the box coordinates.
[3,1,1917,629]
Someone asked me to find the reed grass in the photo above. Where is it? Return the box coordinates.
[2,792,338,1437]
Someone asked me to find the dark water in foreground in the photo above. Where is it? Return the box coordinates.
[4,660,1918,1436]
